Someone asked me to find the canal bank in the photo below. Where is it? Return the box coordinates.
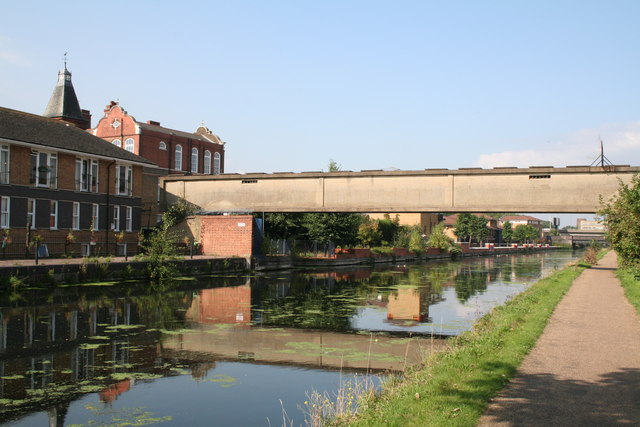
[292,244,560,267]
[0,245,559,286]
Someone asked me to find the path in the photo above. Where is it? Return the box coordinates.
[478,251,640,426]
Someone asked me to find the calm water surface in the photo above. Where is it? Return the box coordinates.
[0,250,581,426]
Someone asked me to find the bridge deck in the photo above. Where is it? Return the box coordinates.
[162,165,639,213]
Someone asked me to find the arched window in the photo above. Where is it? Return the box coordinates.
[191,148,198,173]
[175,145,182,171]
[159,141,167,150]
[203,150,211,174]
[124,138,135,153]
[213,152,221,175]
[112,139,121,148]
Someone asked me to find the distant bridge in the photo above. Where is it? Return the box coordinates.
[161,165,639,213]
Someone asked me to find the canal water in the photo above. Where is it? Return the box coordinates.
[0,250,581,426]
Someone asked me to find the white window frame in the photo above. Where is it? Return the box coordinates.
[115,164,133,196]
[91,159,99,192]
[31,151,57,188]
[112,205,120,231]
[0,196,9,228]
[125,206,132,232]
[124,138,135,153]
[213,152,221,175]
[159,141,167,150]
[203,150,211,174]
[75,158,99,192]
[92,203,99,231]
[50,200,58,230]
[0,144,9,185]
[175,145,182,171]
[191,148,198,173]
[27,199,35,229]
[72,202,80,230]
[112,139,122,148]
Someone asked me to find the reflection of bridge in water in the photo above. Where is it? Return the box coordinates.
[162,285,446,372]
[0,280,446,425]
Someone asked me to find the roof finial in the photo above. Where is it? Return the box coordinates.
[63,52,68,69]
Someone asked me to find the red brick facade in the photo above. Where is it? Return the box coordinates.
[199,215,255,257]
[91,102,225,175]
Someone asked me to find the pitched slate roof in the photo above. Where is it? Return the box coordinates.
[43,67,84,121]
[136,121,224,144]
[0,107,155,166]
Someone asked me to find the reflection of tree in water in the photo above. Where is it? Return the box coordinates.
[253,275,360,330]
[129,290,193,330]
[512,255,544,280]
[454,266,489,303]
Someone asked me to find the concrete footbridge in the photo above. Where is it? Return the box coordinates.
[161,165,639,213]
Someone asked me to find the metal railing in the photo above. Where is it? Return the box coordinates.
[0,240,140,260]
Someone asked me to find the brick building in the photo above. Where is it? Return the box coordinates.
[0,106,155,256]
[91,101,225,176]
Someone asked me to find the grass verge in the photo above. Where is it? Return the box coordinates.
[616,267,640,315]
[340,263,587,427]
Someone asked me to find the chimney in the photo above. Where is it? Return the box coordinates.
[81,109,92,129]
[147,120,161,126]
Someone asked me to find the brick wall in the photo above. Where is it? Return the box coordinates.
[199,215,255,257]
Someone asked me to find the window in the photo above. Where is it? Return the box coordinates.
[175,145,182,171]
[112,205,120,231]
[91,160,99,192]
[27,199,36,229]
[92,204,99,231]
[124,138,135,153]
[191,148,198,173]
[159,141,167,150]
[204,150,211,174]
[30,151,57,188]
[213,152,221,175]
[1,197,9,228]
[50,200,58,229]
[116,165,132,196]
[72,202,80,230]
[125,206,132,232]
[112,139,121,148]
[75,158,98,192]
[0,145,8,184]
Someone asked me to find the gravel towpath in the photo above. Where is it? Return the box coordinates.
[478,251,640,426]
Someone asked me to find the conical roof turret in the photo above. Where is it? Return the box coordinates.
[43,66,84,122]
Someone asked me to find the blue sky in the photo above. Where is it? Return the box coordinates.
[2,1,639,224]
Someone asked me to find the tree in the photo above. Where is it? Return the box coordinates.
[302,212,362,246]
[512,224,539,243]
[454,213,474,243]
[427,223,454,251]
[598,173,640,267]
[470,215,489,245]
[357,218,382,247]
[377,214,400,245]
[502,221,513,244]
[263,213,305,240]
[328,159,341,172]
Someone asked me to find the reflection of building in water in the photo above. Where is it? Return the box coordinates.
[186,285,251,325]
[387,286,434,323]
[99,379,131,404]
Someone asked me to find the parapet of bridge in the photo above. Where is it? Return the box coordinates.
[161,165,640,214]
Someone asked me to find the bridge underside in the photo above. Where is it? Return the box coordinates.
[162,166,639,213]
